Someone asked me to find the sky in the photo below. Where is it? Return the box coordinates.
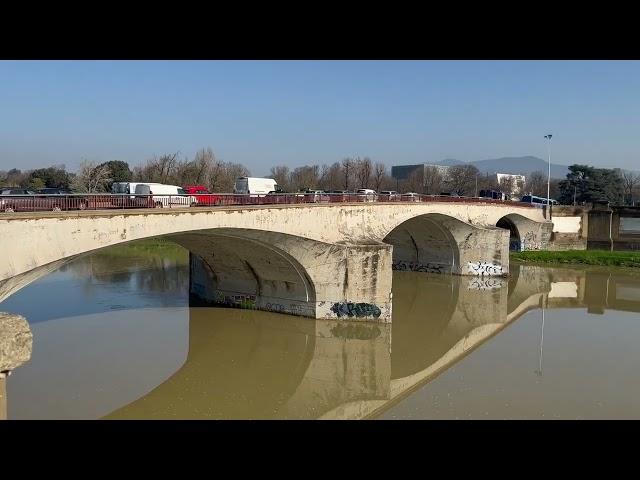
[0,60,638,175]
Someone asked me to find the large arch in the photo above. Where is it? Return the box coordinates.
[384,213,510,276]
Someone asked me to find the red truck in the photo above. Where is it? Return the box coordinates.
[182,185,222,206]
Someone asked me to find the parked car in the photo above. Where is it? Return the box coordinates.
[1,188,88,212]
[326,190,350,202]
[36,188,73,195]
[183,185,222,206]
[356,188,377,202]
[379,190,401,201]
[401,192,421,202]
[304,189,330,203]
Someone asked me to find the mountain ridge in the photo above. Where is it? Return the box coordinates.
[431,156,569,178]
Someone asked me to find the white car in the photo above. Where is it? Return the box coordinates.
[356,189,377,202]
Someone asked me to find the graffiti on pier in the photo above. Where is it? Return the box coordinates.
[330,302,382,319]
[467,261,504,276]
[468,277,504,290]
[265,302,285,313]
[214,291,257,309]
[522,231,541,251]
[392,260,446,274]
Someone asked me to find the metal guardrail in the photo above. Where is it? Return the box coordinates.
[0,192,539,214]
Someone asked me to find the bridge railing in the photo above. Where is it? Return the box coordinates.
[0,192,538,214]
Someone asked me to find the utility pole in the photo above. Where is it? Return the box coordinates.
[544,134,553,220]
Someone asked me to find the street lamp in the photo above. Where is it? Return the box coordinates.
[544,134,553,219]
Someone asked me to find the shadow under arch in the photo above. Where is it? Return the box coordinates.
[383,213,461,275]
[497,215,521,251]
[165,228,320,317]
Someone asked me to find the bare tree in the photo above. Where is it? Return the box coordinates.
[498,176,515,197]
[373,162,386,191]
[622,170,640,205]
[423,166,443,195]
[444,165,479,196]
[319,162,343,191]
[72,160,112,193]
[354,157,372,189]
[527,171,546,196]
[406,170,423,193]
[270,165,291,192]
[192,148,216,185]
[290,165,320,191]
[211,161,250,192]
[341,157,354,191]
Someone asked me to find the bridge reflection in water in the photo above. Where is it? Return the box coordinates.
[5,264,640,419]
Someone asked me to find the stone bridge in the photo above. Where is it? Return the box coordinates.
[0,201,551,322]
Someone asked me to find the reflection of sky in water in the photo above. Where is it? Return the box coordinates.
[381,307,640,420]
[0,249,189,324]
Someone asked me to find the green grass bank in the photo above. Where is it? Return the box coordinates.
[510,250,640,268]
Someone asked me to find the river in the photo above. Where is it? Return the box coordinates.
[1,239,639,419]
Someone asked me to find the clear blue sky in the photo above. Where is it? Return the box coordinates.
[0,60,638,175]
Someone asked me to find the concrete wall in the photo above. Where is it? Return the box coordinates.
[549,206,589,251]
[587,205,640,251]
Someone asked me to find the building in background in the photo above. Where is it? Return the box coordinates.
[391,164,452,192]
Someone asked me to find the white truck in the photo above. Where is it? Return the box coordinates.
[233,177,279,196]
[134,183,197,208]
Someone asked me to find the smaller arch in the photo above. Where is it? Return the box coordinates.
[496,213,550,252]
[383,213,461,275]
[497,216,521,251]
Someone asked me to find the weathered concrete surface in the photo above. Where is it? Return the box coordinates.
[548,206,589,251]
[0,313,33,373]
[0,202,546,282]
[185,230,393,321]
[497,213,553,252]
[0,378,5,420]
[588,204,640,251]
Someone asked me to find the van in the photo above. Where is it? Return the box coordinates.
[134,183,197,208]
[233,177,278,196]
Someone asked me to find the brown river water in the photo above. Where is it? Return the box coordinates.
[1,240,639,419]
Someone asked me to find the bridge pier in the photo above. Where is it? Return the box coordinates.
[183,231,392,322]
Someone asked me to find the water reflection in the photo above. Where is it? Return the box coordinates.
[0,240,189,322]
[3,240,640,419]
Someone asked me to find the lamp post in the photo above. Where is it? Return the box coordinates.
[544,134,553,220]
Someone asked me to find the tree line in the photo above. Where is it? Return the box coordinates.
[1,150,639,205]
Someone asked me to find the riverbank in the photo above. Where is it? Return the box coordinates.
[510,250,640,268]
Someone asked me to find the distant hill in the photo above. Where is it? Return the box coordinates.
[433,156,569,179]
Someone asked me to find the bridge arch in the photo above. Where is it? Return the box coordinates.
[384,213,510,276]
[496,213,550,251]
[384,213,459,275]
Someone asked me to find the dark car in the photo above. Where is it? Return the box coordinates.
[1,188,88,212]
[36,188,73,195]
